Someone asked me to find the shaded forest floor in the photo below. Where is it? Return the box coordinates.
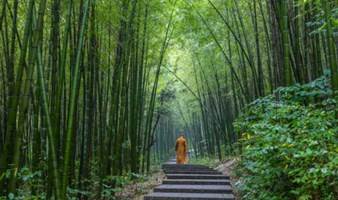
[215,158,241,200]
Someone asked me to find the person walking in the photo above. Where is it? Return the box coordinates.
[175,134,188,164]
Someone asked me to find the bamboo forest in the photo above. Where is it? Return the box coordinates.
[0,0,337,199]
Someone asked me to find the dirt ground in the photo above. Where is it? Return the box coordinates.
[215,158,241,200]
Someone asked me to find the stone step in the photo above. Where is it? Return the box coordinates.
[144,158,234,200]
[163,167,212,172]
[162,164,212,169]
[164,170,222,174]
[165,161,176,164]
[144,192,235,200]
[163,163,210,167]
[163,168,215,172]
[162,179,231,185]
[166,174,230,180]
[153,184,232,194]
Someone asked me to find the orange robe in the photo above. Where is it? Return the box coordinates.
[175,136,188,164]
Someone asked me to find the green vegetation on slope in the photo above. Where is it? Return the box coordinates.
[234,76,338,200]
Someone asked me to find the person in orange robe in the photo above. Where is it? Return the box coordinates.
[175,135,188,164]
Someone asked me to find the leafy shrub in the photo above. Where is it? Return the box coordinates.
[100,173,148,199]
[234,76,338,200]
[0,167,46,200]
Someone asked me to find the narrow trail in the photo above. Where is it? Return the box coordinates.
[144,158,235,200]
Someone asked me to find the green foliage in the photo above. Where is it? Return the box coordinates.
[0,165,151,200]
[0,167,46,200]
[189,156,220,168]
[67,188,91,200]
[99,173,149,200]
[234,76,338,200]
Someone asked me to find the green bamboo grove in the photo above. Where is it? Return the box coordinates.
[0,0,175,198]
[152,0,337,162]
[0,0,337,199]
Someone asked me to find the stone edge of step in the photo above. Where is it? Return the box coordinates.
[162,179,231,185]
[166,174,230,179]
[153,184,233,194]
[144,192,235,200]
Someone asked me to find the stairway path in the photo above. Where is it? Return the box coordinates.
[144,159,235,200]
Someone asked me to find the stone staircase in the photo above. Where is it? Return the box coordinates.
[144,159,235,200]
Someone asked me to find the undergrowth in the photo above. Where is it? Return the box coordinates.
[0,162,156,200]
[234,76,338,200]
[189,156,220,168]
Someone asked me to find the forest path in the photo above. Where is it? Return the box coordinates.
[144,158,235,200]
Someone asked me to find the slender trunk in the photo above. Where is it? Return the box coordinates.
[62,0,90,197]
